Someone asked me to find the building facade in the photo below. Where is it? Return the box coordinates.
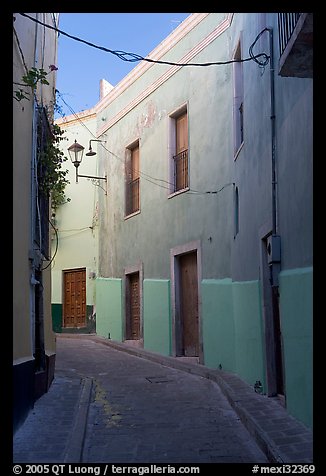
[13,13,59,432]
[55,13,313,428]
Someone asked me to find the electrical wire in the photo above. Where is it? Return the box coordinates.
[249,27,270,66]
[18,13,270,68]
[59,227,92,232]
[13,24,29,74]
[44,17,271,197]
[41,218,58,270]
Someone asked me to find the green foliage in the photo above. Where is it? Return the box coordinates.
[14,88,30,101]
[14,67,50,101]
[38,123,71,209]
[22,67,49,89]
[14,67,70,209]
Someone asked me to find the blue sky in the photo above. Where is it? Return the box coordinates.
[55,13,190,117]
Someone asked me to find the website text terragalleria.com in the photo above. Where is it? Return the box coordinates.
[13,465,200,475]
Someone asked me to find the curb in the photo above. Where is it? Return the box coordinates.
[63,377,93,463]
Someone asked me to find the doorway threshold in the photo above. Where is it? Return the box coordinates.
[175,356,199,364]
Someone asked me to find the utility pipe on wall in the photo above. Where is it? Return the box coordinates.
[267,26,281,288]
[268,27,278,236]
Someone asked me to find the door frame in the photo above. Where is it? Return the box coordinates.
[170,240,203,362]
[124,262,143,343]
[62,267,87,328]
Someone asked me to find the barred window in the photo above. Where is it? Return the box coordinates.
[125,142,140,216]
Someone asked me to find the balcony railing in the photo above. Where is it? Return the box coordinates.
[126,177,140,216]
[173,149,189,192]
[278,13,312,78]
[278,13,302,57]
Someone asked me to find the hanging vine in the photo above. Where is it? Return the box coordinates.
[14,65,70,209]
[38,121,70,209]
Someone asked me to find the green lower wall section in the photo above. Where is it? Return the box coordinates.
[89,270,312,428]
[232,280,265,389]
[51,304,95,333]
[202,279,265,389]
[143,280,171,356]
[201,279,235,372]
[52,303,62,333]
[279,267,313,428]
[96,278,123,341]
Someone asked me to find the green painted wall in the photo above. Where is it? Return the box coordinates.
[232,280,265,389]
[96,278,123,341]
[51,304,95,334]
[201,279,235,372]
[279,267,313,428]
[143,280,171,356]
[52,304,62,333]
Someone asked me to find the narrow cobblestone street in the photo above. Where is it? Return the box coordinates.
[55,336,268,463]
[14,334,313,465]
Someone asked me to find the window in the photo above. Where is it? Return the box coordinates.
[233,40,244,157]
[125,142,140,216]
[234,186,239,238]
[169,105,189,194]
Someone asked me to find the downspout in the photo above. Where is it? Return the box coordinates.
[269,27,277,236]
[267,27,281,288]
[29,13,40,356]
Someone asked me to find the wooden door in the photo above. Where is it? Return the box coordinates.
[127,272,140,339]
[179,252,199,356]
[63,268,86,328]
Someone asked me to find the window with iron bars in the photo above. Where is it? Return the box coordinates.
[172,110,189,193]
[125,143,140,216]
[173,149,189,192]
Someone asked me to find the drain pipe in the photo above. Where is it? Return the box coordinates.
[269,27,277,235]
[267,27,281,288]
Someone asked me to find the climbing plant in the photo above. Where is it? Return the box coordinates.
[38,122,70,209]
[14,66,70,209]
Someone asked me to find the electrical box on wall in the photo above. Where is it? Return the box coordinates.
[267,235,281,264]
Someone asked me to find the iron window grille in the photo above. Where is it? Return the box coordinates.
[173,149,189,192]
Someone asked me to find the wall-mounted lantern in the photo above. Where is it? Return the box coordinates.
[67,139,107,187]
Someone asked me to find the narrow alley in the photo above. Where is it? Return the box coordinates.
[14,335,269,464]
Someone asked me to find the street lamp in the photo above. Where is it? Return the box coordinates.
[67,139,107,188]
[86,139,106,156]
[68,140,84,183]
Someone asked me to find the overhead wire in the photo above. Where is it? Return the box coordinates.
[18,12,270,68]
[26,13,271,197]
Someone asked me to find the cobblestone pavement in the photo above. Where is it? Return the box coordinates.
[13,334,313,465]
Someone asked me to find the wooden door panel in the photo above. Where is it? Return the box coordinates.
[63,269,86,328]
[129,273,140,339]
[179,252,199,356]
[176,113,188,153]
